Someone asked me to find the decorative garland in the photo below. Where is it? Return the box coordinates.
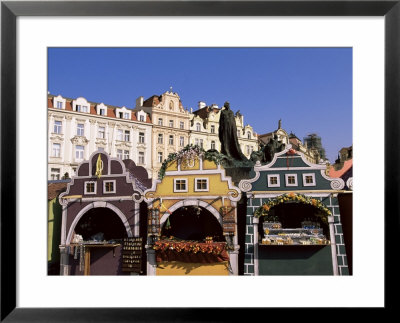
[158,144,227,180]
[254,192,331,220]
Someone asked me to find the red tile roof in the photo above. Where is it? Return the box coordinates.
[192,106,220,120]
[48,94,151,124]
[328,159,353,178]
[143,95,161,107]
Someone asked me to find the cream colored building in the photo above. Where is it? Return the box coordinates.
[188,101,258,158]
[48,94,153,180]
[258,120,320,164]
[134,91,191,179]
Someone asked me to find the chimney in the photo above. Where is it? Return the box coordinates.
[136,96,144,107]
[198,101,206,109]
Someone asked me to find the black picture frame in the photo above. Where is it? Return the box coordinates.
[1,0,397,321]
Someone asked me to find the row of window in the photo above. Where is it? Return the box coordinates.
[54,100,148,122]
[173,178,209,193]
[51,144,146,164]
[157,134,185,146]
[158,119,186,129]
[53,120,252,145]
[52,121,147,143]
[267,173,316,187]
[84,180,116,194]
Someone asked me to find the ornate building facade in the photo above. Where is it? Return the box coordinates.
[188,101,258,159]
[134,91,191,179]
[258,120,321,164]
[48,91,261,181]
[48,94,153,180]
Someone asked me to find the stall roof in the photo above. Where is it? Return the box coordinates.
[48,182,68,201]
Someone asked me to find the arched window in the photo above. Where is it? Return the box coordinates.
[158,134,163,144]
[211,141,216,150]
[196,123,201,132]
[247,132,251,139]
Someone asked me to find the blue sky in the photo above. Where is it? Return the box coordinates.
[48,47,352,163]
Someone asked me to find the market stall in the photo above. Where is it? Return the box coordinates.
[239,145,350,276]
[144,145,242,275]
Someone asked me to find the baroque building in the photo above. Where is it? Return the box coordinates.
[134,91,191,179]
[258,120,321,164]
[48,94,153,180]
[189,101,258,158]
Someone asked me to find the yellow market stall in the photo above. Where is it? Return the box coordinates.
[143,146,241,275]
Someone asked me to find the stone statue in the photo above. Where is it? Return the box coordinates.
[263,134,285,163]
[218,101,248,162]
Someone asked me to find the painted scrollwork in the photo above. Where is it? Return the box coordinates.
[145,191,156,201]
[132,189,144,203]
[238,180,252,192]
[346,177,353,190]
[227,189,241,202]
[330,178,345,190]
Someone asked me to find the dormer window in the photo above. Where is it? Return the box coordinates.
[73,97,90,113]
[115,107,131,120]
[53,95,66,110]
[96,103,108,116]
[247,132,251,139]
[76,105,88,113]
[196,123,201,131]
[137,110,146,122]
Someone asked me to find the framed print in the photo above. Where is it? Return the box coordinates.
[1,0,398,321]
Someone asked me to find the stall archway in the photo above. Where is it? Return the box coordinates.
[257,203,330,239]
[66,202,133,244]
[161,205,224,242]
[159,200,223,228]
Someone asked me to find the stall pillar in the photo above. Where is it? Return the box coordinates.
[328,215,339,275]
[228,245,240,276]
[252,217,259,276]
[59,245,70,276]
[146,246,157,276]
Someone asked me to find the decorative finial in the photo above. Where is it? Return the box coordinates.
[278,119,282,129]
[170,86,173,92]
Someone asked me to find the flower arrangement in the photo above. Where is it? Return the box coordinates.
[254,193,332,220]
[153,239,226,255]
[158,144,227,180]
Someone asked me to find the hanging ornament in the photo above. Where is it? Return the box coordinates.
[165,217,171,230]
